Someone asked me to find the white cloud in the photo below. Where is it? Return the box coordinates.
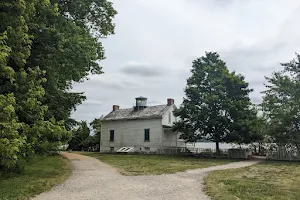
[82,99,103,106]
[121,61,166,77]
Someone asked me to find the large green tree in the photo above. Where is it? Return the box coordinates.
[0,0,116,170]
[0,0,70,170]
[26,0,117,125]
[173,52,260,155]
[262,54,300,150]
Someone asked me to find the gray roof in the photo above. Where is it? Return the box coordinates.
[135,96,147,99]
[102,105,171,121]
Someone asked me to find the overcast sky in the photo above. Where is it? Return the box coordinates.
[72,0,300,122]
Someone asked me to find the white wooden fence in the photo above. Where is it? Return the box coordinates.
[266,145,300,161]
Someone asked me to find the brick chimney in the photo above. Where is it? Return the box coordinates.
[167,98,174,106]
[112,105,120,111]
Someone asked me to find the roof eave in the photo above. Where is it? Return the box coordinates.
[102,116,163,122]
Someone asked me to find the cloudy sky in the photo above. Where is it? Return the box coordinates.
[72,0,300,122]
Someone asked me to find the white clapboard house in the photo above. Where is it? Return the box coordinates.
[100,97,186,153]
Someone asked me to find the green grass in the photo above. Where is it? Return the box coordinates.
[75,151,234,175]
[204,161,300,200]
[0,155,72,200]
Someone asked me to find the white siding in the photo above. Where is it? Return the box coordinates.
[162,105,178,126]
[101,119,163,152]
[163,130,185,147]
[162,129,177,146]
[162,105,184,147]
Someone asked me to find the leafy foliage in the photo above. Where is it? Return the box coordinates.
[26,0,117,124]
[0,0,116,171]
[0,94,25,171]
[262,54,300,148]
[68,121,90,150]
[68,119,101,151]
[89,118,102,151]
[173,52,261,154]
[90,117,102,135]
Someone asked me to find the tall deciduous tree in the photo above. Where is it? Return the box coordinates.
[0,0,116,170]
[262,54,300,150]
[0,1,72,170]
[173,52,259,155]
[26,0,117,126]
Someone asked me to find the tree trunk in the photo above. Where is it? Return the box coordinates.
[216,141,220,158]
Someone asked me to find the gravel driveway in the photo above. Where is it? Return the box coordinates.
[32,152,260,200]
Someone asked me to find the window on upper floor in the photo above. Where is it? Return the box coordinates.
[144,129,150,141]
[110,130,114,142]
[168,112,171,123]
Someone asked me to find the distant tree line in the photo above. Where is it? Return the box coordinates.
[68,118,101,152]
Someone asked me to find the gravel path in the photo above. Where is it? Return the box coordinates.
[32,152,260,200]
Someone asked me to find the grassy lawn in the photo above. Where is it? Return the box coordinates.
[75,151,234,175]
[0,155,72,200]
[204,161,300,200]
